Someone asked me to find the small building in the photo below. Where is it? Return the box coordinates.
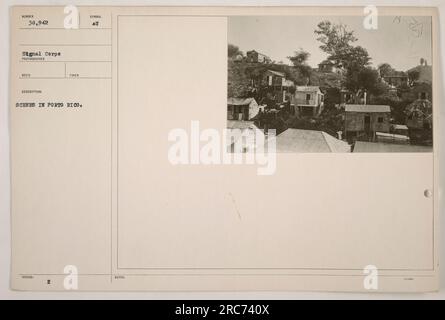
[262,70,294,103]
[291,86,324,117]
[263,70,286,88]
[318,60,339,73]
[246,50,271,64]
[227,97,260,121]
[344,104,391,141]
[390,124,409,136]
[406,64,432,84]
[275,128,351,153]
[382,71,408,88]
[353,141,432,153]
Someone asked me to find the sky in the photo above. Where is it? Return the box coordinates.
[228,15,432,71]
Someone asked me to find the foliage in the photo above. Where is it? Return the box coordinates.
[344,46,371,70]
[287,49,312,78]
[344,67,382,96]
[287,49,310,66]
[228,43,242,58]
[377,63,395,77]
[227,60,252,98]
[315,20,374,99]
[323,87,341,108]
[287,105,344,138]
[314,21,357,68]
[408,69,420,86]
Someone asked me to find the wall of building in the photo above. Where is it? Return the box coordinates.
[263,72,284,87]
[345,112,390,133]
[293,91,319,106]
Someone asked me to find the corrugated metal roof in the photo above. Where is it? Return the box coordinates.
[227,120,256,130]
[376,132,409,140]
[275,129,350,153]
[353,141,432,153]
[384,70,407,77]
[227,97,257,106]
[345,104,390,113]
[266,70,285,77]
[392,124,408,130]
[295,86,321,93]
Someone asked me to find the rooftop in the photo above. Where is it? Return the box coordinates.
[227,120,256,130]
[227,97,257,106]
[383,70,408,78]
[295,86,321,92]
[266,70,285,77]
[376,132,410,140]
[353,141,432,153]
[392,124,409,130]
[345,104,391,113]
[275,129,350,153]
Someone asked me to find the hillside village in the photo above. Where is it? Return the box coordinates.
[227,21,433,153]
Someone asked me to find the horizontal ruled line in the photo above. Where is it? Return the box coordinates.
[18,273,436,278]
[19,27,111,30]
[19,77,111,80]
[20,60,112,63]
[19,44,111,46]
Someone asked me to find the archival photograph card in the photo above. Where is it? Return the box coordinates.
[9,6,440,292]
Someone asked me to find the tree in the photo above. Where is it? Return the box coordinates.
[314,21,358,68]
[315,21,371,71]
[288,49,310,66]
[315,20,377,101]
[227,60,251,98]
[287,49,312,79]
[345,46,371,70]
[228,44,242,58]
[323,87,341,108]
[344,67,385,102]
[377,63,395,78]
[408,69,420,86]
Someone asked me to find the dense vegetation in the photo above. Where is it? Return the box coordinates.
[228,20,432,145]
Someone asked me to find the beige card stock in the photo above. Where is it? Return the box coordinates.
[10,6,439,292]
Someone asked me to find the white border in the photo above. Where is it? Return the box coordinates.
[1,0,444,299]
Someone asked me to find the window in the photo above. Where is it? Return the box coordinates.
[306,93,311,101]
[420,92,427,100]
[378,117,384,123]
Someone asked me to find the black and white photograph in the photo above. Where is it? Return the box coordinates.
[228,16,433,152]
[3,3,443,301]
